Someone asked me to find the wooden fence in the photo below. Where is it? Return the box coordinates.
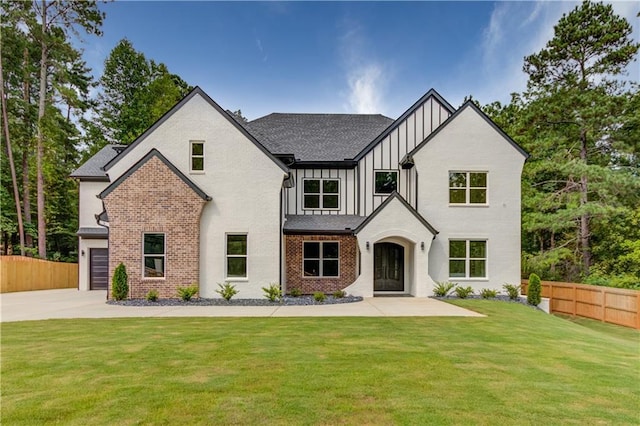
[0,256,78,293]
[522,279,640,330]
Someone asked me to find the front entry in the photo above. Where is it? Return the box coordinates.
[374,242,404,292]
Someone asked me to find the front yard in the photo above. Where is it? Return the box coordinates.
[2,300,638,425]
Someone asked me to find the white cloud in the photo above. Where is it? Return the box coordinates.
[338,20,387,114]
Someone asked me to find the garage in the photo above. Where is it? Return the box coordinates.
[90,248,109,290]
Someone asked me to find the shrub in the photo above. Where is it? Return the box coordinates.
[111,263,128,301]
[480,288,498,299]
[313,292,326,302]
[146,289,159,302]
[332,289,346,298]
[503,283,521,300]
[289,287,302,297]
[454,286,474,299]
[177,284,199,301]
[433,281,457,297]
[216,282,238,301]
[262,283,282,302]
[527,273,542,306]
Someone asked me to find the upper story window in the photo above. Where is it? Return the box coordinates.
[449,240,487,279]
[374,170,398,195]
[143,233,165,278]
[449,172,487,204]
[190,141,204,172]
[303,178,339,210]
[303,241,339,277]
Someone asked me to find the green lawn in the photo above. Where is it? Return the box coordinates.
[2,300,639,425]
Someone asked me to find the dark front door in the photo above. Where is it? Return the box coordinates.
[90,248,109,290]
[374,243,404,292]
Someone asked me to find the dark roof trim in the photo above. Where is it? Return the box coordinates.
[283,229,354,235]
[407,100,530,159]
[355,192,438,235]
[290,160,357,169]
[353,89,456,162]
[98,148,212,201]
[72,176,110,182]
[103,86,289,173]
[76,227,108,239]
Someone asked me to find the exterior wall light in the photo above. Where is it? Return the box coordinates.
[366,241,370,251]
[421,242,425,251]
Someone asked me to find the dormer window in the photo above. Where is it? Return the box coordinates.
[190,141,204,172]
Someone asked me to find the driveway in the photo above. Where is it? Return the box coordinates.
[0,289,483,322]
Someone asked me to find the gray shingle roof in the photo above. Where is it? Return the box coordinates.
[284,215,366,234]
[76,227,108,238]
[70,145,126,179]
[245,114,394,162]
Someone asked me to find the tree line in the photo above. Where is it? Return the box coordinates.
[1,1,638,288]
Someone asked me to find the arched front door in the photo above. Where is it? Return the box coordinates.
[374,242,404,292]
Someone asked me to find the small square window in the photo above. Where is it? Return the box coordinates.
[449,240,487,279]
[449,172,487,204]
[303,179,340,210]
[374,171,398,194]
[303,241,339,277]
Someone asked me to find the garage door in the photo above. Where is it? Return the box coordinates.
[90,248,109,290]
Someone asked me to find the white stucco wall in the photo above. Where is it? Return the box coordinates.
[79,181,108,227]
[412,105,526,294]
[78,238,108,291]
[345,197,436,297]
[105,93,287,298]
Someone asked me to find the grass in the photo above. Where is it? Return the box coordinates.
[2,300,639,425]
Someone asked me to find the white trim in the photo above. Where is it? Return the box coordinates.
[448,171,488,205]
[373,169,399,195]
[225,233,248,280]
[142,232,166,279]
[302,240,340,278]
[301,178,341,211]
[189,140,205,174]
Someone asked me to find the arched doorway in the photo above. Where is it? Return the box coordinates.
[374,242,404,292]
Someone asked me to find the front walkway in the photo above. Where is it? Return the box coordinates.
[0,289,483,322]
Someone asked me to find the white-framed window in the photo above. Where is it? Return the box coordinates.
[303,178,339,210]
[374,170,398,195]
[449,240,487,279]
[143,233,165,278]
[449,171,487,204]
[190,141,205,172]
[303,241,339,277]
[226,234,247,279]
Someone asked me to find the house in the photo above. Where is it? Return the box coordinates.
[71,87,528,299]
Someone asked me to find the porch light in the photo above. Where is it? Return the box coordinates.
[366,241,370,251]
[421,242,425,251]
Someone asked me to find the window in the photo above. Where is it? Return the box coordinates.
[190,141,204,172]
[226,234,247,278]
[303,179,339,209]
[449,172,487,204]
[143,233,165,278]
[374,170,398,194]
[449,240,487,279]
[303,241,339,277]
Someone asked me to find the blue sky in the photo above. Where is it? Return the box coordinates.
[79,1,639,120]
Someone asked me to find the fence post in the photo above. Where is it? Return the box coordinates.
[572,285,577,317]
[601,287,606,323]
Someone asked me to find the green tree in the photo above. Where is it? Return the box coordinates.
[522,0,639,278]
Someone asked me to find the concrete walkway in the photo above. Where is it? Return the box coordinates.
[0,289,483,322]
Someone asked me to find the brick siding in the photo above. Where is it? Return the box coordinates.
[285,234,358,294]
[103,155,206,299]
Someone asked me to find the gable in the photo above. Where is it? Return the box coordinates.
[355,192,437,236]
[103,87,288,174]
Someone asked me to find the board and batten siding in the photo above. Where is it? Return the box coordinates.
[358,96,451,216]
[284,168,357,215]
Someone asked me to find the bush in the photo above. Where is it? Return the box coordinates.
[216,282,238,301]
[313,292,326,302]
[289,287,302,297]
[503,283,521,300]
[262,283,282,302]
[433,281,457,297]
[454,286,474,299]
[177,284,199,301]
[146,289,159,302]
[332,289,346,298]
[480,288,498,299]
[527,273,542,306]
[111,263,128,301]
